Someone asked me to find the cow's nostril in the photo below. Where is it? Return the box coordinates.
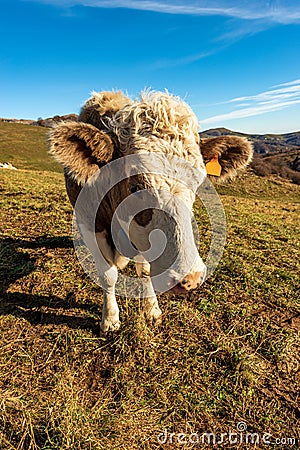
[170,270,205,294]
[180,279,193,290]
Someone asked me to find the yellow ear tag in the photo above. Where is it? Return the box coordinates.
[206,156,222,176]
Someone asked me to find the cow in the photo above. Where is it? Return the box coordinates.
[48,90,252,332]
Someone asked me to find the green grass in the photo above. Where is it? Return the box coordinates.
[0,168,299,449]
[0,122,61,172]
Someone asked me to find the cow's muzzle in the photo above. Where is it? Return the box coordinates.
[170,269,206,294]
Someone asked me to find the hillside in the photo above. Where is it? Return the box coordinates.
[0,114,78,128]
[251,150,300,184]
[0,121,61,172]
[0,120,299,447]
[0,168,299,449]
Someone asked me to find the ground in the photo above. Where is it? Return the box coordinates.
[0,168,299,449]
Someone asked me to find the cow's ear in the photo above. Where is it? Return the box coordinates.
[200,136,253,181]
[48,121,115,185]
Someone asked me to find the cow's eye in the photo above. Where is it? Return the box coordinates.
[129,184,142,193]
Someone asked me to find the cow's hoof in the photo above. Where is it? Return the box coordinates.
[145,304,162,326]
[100,318,121,333]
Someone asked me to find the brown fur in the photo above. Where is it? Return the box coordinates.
[200,136,253,181]
[48,121,115,185]
[79,91,132,130]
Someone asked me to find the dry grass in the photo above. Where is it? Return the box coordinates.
[0,122,61,173]
[0,169,299,449]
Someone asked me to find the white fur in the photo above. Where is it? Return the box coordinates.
[79,225,120,332]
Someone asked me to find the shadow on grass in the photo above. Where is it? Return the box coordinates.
[0,236,100,335]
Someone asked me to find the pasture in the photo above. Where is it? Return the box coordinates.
[0,155,299,447]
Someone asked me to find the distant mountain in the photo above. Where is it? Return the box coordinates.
[200,128,300,154]
[0,114,78,128]
[36,114,78,127]
[0,118,36,125]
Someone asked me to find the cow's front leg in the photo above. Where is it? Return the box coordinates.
[79,226,120,332]
[135,257,162,325]
[99,265,120,333]
[94,232,120,332]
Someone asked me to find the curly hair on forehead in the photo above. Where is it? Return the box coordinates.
[110,91,200,148]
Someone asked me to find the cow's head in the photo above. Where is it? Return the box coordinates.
[49,91,253,294]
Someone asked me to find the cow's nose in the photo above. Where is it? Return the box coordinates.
[171,270,206,294]
[180,271,203,290]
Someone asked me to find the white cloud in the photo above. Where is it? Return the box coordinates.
[229,85,300,103]
[273,79,300,88]
[147,50,214,70]
[24,0,300,23]
[201,80,300,124]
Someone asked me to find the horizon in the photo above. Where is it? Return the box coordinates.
[1,0,300,134]
[1,116,300,137]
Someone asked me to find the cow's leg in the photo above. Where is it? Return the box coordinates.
[79,226,120,332]
[114,251,130,270]
[135,257,162,325]
[98,264,120,333]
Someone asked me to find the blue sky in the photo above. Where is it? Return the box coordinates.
[1,0,300,133]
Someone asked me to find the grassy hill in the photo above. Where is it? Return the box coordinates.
[0,122,61,172]
[0,167,299,449]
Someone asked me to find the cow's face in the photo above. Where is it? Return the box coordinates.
[117,145,207,294]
